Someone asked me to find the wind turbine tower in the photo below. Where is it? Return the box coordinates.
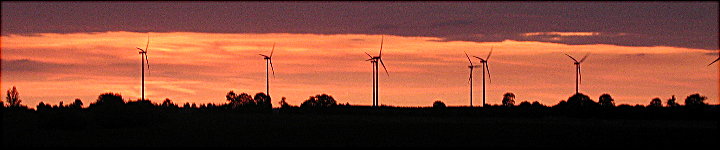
[465,52,483,107]
[472,47,493,107]
[135,35,151,101]
[259,43,276,97]
[564,53,589,94]
[364,36,388,107]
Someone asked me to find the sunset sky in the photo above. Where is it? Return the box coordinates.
[2,2,718,108]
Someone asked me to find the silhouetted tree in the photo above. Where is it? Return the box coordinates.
[226,91,237,101]
[237,93,254,106]
[531,101,545,107]
[226,91,239,108]
[89,93,125,108]
[554,100,567,107]
[649,97,662,107]
[684,93,707,108]
[279,97,291,108]
[37,102,51,111]
[518,101,531,107]
[5,86,21,107]
[254,92,272,110]
[617,104,633,109]
[568,93,598,107]
[69,99,83,109]
[598,93,615,107]
[433,101,446,108]
[502,92,516,107]
[87,93,127,128]
[127,99,154,109]
[226,91,256,109]
[161,98,177,108]
[183,102,191,108]
[207,103,216,108]
[667,95,679,107]
[300,94,337,108]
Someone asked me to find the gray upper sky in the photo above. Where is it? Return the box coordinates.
[2,1,718,49]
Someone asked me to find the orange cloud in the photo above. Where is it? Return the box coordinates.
[2,32,717,108]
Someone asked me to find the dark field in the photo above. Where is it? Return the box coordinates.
[3,107,718,147]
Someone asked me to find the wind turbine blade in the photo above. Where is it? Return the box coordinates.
[472,56,485,61]
[145,54,150,69]
[145,34,150,52]
[380,59,389,76]
[365,52,373,58]
[465,51,473,65]
[564,53,578,62]
[270,43,275,57]
[485,63,491,84]
[379,36,384,57]
[270,59,275,78]
[486,46,493,61]
[144,54,150,77]
[579,53,589,63]
[708,57,720,66]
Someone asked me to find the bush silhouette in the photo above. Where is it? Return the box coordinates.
[531,101,545,108]
[126,99,154,110]
[684,94,707,106]
[566,93,598,108]
[518,101,531,107]
[300,94,337,108]
[279,97,288,108]
[598,93,615,107]
[88,93,127,128]
[555,93,600,115]
[649,97,662,108]
[684,93,707,109]
[254,92,272,110]
[161,98,178,108]
[433,101,446,108]
[226,91,256,109]
[69,99,83,109]
[666,95,680,107]
[502,92,516,107]
[89,93,125,108]
[37,102,51,111]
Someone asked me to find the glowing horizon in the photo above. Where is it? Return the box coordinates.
[1,31,717,108]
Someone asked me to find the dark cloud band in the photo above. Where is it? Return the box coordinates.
[2,2,717,50]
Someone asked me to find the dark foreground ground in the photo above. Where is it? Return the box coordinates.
[3,108,718,147]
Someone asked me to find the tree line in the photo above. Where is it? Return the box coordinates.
[3,86,713,112]
[2,86,342,112]
[3,86,716,130]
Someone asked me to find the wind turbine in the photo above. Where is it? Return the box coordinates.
[259,43,276,97]
[364,36,388,107]
[564,53,589,94]
[464,52,483,107]
[135,35,151,101]
[472,47,493,107]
